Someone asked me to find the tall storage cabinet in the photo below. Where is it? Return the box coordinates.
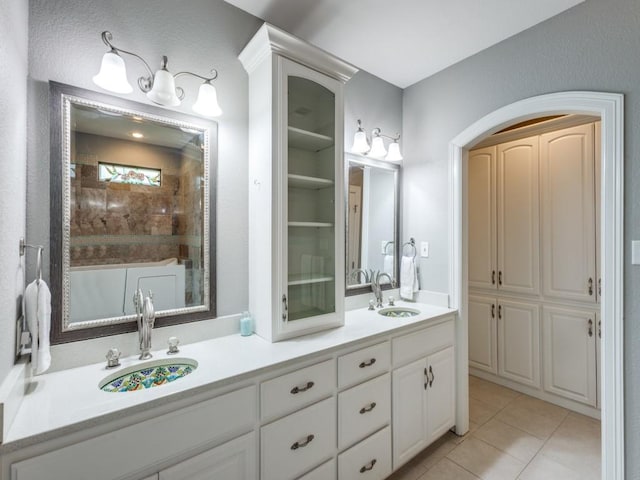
[239,24,358,341]
[468,117,601,412]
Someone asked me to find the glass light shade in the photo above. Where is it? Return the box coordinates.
[92,51,133,94]
[369,136,387,158]
[146,69,181,106]
[351,130,370,154]
[385,141,403,162]
[192,82,223,117]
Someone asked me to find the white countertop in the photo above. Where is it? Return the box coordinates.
[2,302,455,451]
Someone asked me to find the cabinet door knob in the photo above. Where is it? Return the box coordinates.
[291,434,314,450]
[588,318,593,337]
[424,367,428,390]
[498,271,503,286]
[359,402,377,414]
[598,319,601,338]
[491,304,495,319]
[290,381,314,394]
[588,277,594,296]
[429,365,435,387]
[360,459,377,473]
[492,270,496,285]
[498,304,502,319]
[359,358,376,368]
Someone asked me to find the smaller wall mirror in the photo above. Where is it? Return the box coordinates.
[345,153,400,295]
[50,82,216,343]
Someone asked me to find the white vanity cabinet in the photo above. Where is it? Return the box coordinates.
[239,23,358,342]
[391,321,456,469]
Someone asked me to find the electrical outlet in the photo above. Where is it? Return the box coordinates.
[420,242,429,258]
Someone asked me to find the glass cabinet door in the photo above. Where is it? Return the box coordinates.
[285,74,338,322]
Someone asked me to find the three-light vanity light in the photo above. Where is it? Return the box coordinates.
[92,31,223,118]
[351,119,403,162]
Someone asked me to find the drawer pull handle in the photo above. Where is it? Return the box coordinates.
[290,381,314,394]
[359,402,377,414]
[429,365,435,387]
[291,434,314,450]
[360,459,377,473]
[359,358,376,368]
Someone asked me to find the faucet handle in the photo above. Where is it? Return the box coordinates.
[105,348,121,368]
[167,336,180,355]
[368,299,376,311]
[388,296,395,307]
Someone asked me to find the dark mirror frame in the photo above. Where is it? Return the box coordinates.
[344,152,401,297]
[49,81,217,344]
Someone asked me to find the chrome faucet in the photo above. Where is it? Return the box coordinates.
[351,268,373,284]
[134,288,155,360]
[372,272,393,308]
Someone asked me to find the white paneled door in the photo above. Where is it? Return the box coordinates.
[468,295,498,374]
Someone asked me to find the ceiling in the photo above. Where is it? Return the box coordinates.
[225,0,584,88]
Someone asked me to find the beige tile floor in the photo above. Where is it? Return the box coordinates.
[386,376,601,480]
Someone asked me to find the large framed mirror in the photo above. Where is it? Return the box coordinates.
[345,153,400,296]
[50,82,216,343]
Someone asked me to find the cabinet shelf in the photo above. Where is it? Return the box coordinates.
[288,127,334,151]
[288,274,335,286]
[288,222,334,228]
[288,174,334,189]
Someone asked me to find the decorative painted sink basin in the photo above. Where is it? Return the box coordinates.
[99,358,198,393]
[378,307,421,318]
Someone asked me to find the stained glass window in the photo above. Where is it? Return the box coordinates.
[98,163,161,187]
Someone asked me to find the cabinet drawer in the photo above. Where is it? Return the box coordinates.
[261,359,335,421]
[338,342,390,389]
[261,397,336,480]
[338,426,391,480]
[11,386,256,480]
[338,374,390,450]
[298,458,336,480]
[392,319,454,367]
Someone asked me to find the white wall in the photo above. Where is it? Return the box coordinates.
[401,0,640,474]
[0,0,28,385]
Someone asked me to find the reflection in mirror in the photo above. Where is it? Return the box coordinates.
[50,82,216,342]
[345,154,400,293]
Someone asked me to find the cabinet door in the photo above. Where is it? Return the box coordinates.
[159,432,256,480]
[498,299,540,387]
[497,137,540,295]
[426,347,456,444]
[279,57,345,338]
[540,123,596,303]
[468,295,498,374]
[468,146,497,290]
[392,358,428,469]
[542,306,597,407]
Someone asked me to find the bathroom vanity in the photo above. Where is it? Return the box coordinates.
[0,303,456,480]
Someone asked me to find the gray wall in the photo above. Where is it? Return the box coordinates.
[401,0,640,475]
[26,0,262,322]
[0,0,28,384]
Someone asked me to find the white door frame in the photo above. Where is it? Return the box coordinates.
[449,91,624,479]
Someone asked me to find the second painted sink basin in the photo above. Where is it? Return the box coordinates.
[99,358,197,393]
[378,307,421,318]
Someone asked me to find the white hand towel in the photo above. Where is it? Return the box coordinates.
[36,280,52,375]
[383,255,394,279]
[23,281,39,374]
[400,255,419,300]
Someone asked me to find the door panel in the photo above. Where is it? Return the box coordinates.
[426,347,456,443]
[468,146,497,290]
[497,137,540,295]
[498,299,540,387]
[468,295,497,374]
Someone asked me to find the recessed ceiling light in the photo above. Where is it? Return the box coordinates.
[131,132,144,139]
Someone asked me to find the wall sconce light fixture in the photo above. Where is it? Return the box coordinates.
[92,31,223,118]
[350,119,403,161]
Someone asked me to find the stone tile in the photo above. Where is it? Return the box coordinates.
[418,458,480,480]
[469,397,500,426]
[387,456,427,480]
[447,437,525,480]
[106,189,130,214]
[416,436,458,471]
[539,412,601,479]
[473,418,544,463]
[469,376,520,409]
[495,396,568,440]
[447,421,479,445]
[517,454,583,480]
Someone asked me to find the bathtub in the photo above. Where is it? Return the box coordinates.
[69,259,186,323]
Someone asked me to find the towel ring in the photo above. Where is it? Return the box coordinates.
[19,238,44,285]
[402,238,417,258]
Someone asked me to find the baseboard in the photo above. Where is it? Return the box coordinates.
[469,368,601,420]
